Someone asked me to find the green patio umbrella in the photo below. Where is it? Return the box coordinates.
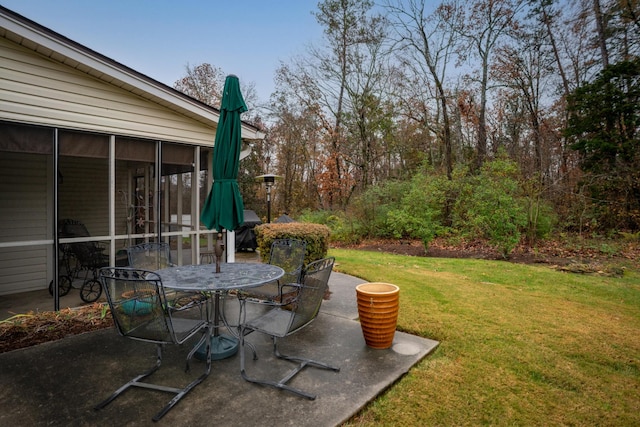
[201,75,247,232]
[199,75,248,360]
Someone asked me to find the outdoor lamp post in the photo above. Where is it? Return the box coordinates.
[256,174,280,223]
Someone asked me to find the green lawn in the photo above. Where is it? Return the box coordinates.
[330,248,640,426]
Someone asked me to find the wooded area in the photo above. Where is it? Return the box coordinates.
[175,0,640,255]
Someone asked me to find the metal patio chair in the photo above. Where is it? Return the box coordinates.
[96,267,211,422]
[127,241,175,271]
[127,242,208,313]
[242,238,307,302]
[67,241,109,302]
[49,219,109,302]
[238,257,340,399]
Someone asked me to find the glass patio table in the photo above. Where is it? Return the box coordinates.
[155,262,284,360]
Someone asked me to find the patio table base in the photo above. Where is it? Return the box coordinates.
[195,333,238,361]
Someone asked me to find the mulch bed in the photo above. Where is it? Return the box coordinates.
[339,237,640,268]
[0,303,113,354]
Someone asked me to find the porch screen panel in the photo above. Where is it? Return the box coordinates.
[114,137,157,241]
[115,137,155,162]
[198,148,212,226]
[0,121,53,154]
[59,130,109,158]
[162,142,196,265]
[58,131,109,237]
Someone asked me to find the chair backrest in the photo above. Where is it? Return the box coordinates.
[59,219,109,267]
[59,219,91,238]
[99,267,175,343]
[127,242,173,270]
[288,257,334,333]
[269,239,307,284]
[69,241,103,266]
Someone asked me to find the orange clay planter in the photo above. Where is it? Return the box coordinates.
[355,283,400,349]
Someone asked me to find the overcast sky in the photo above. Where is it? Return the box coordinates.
[2,0,323,102]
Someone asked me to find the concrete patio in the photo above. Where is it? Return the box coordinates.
[0,269,439,426]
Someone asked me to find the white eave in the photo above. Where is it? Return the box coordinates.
[0,6,265,141]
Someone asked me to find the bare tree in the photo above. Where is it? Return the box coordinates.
[455,0,524,170]
[384,0,462,180]
[274,108,325,214]
[493,30,555,179]
[268,0,387,209]
[173,63,259,116]
[174,63,226,107]
[312,0,390,206]
[529,0,572,98]
[592,0,610,67]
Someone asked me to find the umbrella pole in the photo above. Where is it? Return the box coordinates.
[196,289,238,361]
[214,232,224,273]
[195,231,238,360]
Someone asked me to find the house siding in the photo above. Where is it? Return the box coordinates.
[0,37,216,146]
[0,152,50,294]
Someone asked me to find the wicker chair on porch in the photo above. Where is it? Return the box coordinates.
[96,267,211,422]
[238,257,340,399]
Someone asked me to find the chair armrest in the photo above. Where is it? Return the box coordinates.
[235,290,279,306]
[238,283,302,307]
[279,283,301,293]
[278,283,302,305]
[166,291,208,312]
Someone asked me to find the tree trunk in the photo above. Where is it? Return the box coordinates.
[593,0,609,68]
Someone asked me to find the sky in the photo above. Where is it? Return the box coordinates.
[2,0,323,103]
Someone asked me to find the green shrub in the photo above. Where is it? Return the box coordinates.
[298,209,363,244]
[297,209,333,225]
[466,157,527,257]
[530,199,557,239]
[254,222,331,265]
[296,157,530,258]
[383,171,451,249]
[620,231,640,241]
[351,180,411,239]
[520,176,558,242]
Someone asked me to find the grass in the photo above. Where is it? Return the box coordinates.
[329,248,640,426]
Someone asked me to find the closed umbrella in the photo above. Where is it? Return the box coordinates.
[201,74,247,233]
[199,75,247,360]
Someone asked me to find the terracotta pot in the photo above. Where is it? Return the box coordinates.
[356,282,400,349]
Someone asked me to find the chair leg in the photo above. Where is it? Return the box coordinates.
[273,337,341,372]
[153,333,211,422]
[153,326,211,422]
[235,298,258,359]
[94,344,163,411]
[239,332,340,400]
[96,328,212,422]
